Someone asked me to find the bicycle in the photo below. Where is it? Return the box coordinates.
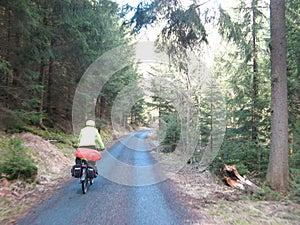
[71,158,96,194]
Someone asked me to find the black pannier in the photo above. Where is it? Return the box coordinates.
[71,164,81,178]
[87,166,95,178]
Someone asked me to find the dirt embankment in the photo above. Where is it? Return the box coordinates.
[0,132,74,225]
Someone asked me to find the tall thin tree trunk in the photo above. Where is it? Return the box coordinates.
[4,6,11,108]
[38,61,47,128]
[100,95,107,120]
[47,58,54,115]
[251,0,258,141]
[47,34,55,117]
[267,0,289,192]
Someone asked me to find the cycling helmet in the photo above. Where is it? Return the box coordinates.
[85,120,95,127]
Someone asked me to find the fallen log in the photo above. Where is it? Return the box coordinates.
[223,164,259,191]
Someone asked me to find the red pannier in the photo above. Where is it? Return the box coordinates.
[75,148,102,161]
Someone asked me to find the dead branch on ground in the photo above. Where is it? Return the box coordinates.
[223,164,259,192]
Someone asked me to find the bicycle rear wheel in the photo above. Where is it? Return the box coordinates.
[81,169,88,194]
[82,178,88,194]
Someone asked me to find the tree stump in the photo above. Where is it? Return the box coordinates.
[223,164,259,191]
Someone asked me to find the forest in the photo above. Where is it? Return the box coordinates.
[0,0,299,196]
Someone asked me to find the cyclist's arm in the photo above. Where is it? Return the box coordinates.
[77,131,83,146]
[95,131,105,150]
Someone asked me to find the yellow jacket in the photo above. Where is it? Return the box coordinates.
[78,126,105,149]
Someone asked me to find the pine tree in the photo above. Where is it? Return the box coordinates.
[267,0,289,192]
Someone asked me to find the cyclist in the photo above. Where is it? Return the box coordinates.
[77,119,105,176]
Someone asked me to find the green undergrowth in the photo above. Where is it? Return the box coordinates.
[0,138,37,182]
[24,125,113,146]
[289,167,300,201]
[23,126,76,146]
[250,185,282,201]
[0,125,113,182]
[24,126,114,160]
[99,128,113,144]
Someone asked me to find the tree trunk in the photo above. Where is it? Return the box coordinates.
[267,0,289,192]
[251,0,258,141]
[99,95,106,120]
[47,51,54,116]
[4,5,11,108]
[38,61,47,128]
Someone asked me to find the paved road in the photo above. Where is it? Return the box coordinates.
[17,130,200,225]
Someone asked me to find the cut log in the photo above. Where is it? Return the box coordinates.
[223,164,259,191]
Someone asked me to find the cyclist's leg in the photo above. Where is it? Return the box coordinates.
[75,157,81,164]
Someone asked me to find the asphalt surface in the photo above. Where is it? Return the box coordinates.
[17,130,201,225]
